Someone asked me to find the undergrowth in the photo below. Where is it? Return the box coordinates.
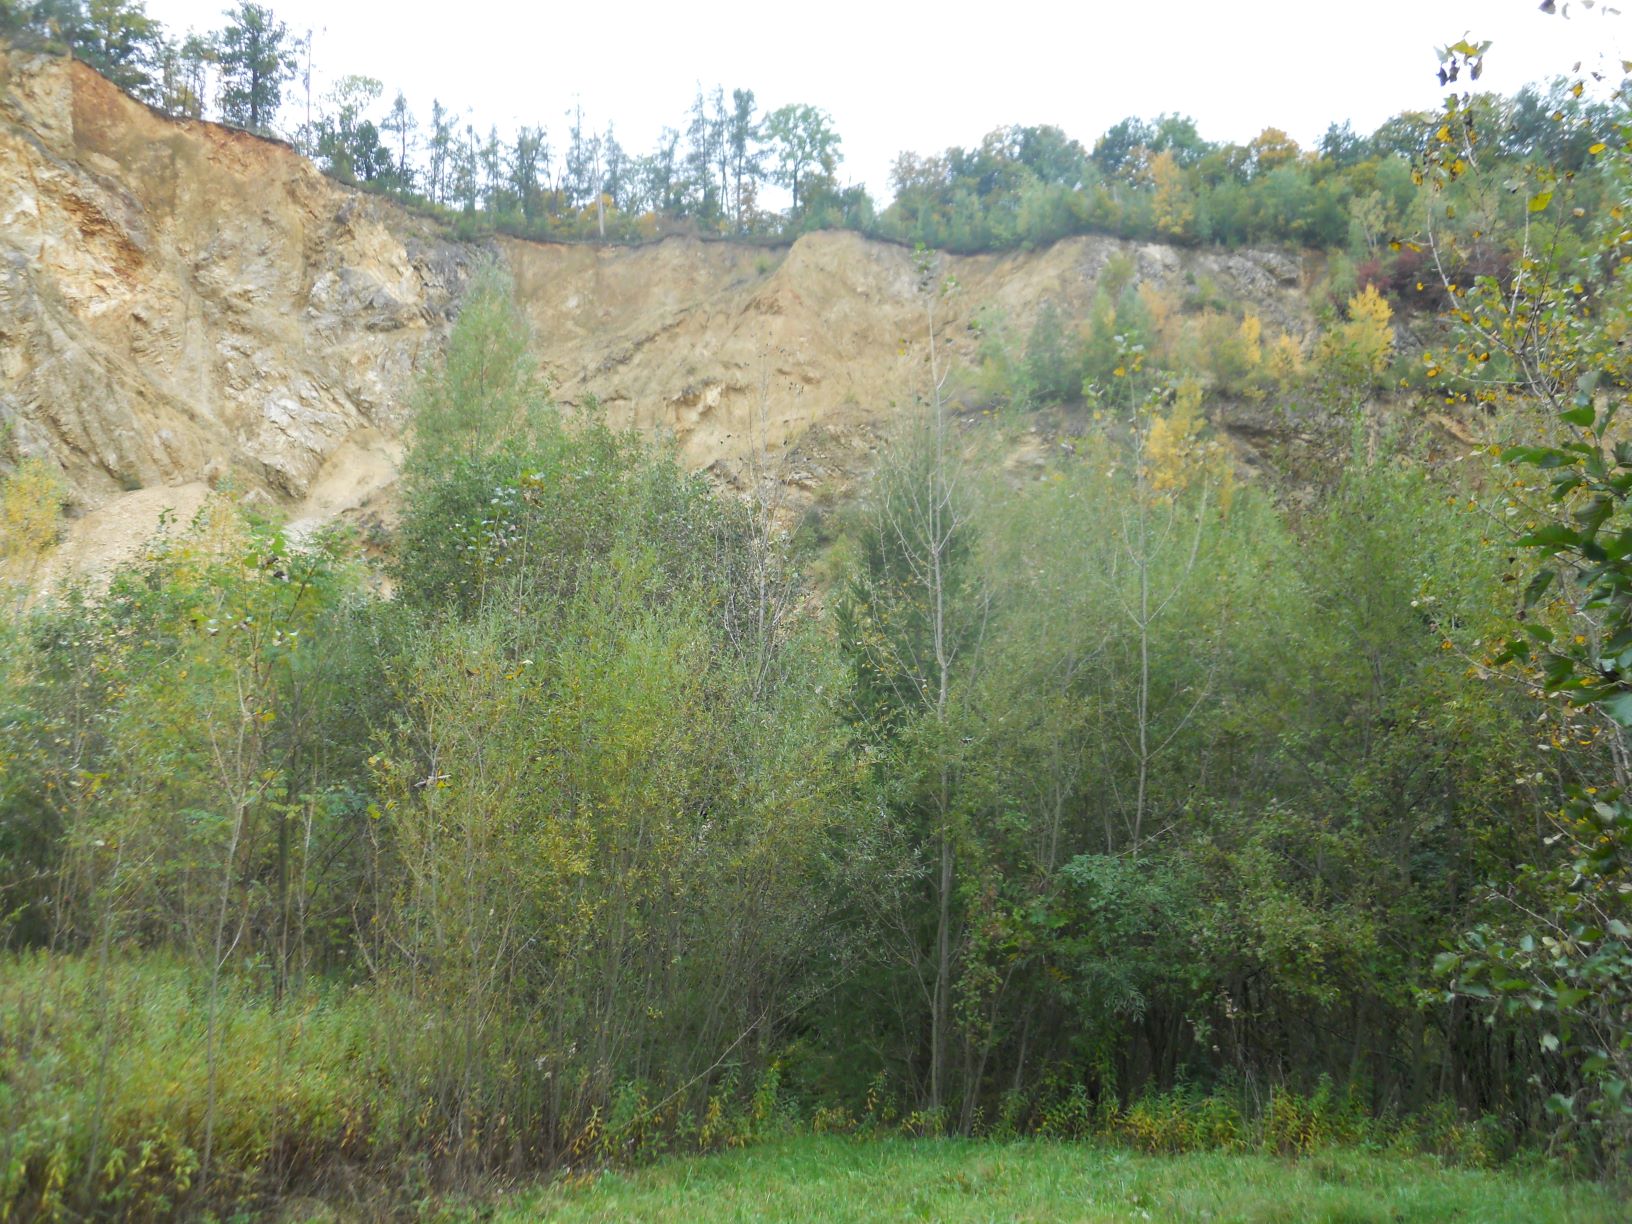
[0,953,1580,1220]
[0,953,407,1220]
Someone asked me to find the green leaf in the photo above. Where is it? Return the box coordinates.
[1601,691,1632,727]
[1561,403,1596,428]
[1604,530,1632,562]
[1576,495,1614,534]
[1517,525,1582,550]
[1535,450,1580,470]
[1523,569,1557,608]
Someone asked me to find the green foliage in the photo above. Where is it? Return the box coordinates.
[1113,1089,1246,1154]
[1,494,386,971]
[1416,59,1632,1168]
[1021,301,1082,406]
[353,261,866,1175]
[405,261,547,472]
[1079,281,1153,390]
[818,362,1569,1151]
[310,75,393,184]
[212,3,297,134]
[375,551,857,1146]
[762,103,841,217]
[393,267,768,627]
[19,1,168,98]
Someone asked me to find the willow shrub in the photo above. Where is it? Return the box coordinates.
[372,535,865,1164]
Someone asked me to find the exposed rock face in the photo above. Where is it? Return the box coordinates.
[1,45,466,573]
[508,232,1315,502]
[0,46,1315,582]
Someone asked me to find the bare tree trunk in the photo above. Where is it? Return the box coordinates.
[931,784,953,1116]
[201,792,250,1197]
[1134,488,1150,851]
[925,265,958,1122]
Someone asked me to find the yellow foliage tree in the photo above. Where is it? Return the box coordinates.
[1145,376,1234,509]
[1352,284,1395,371]
[1237,313,1263,369]
[1317,284,1396,386]
[0,456,66,587]
[1265,331,1306,389]
[1195,311,1265,396]
[1248,127,1301,176]
[1150,150,1194,240]
[1138,283,1180,362]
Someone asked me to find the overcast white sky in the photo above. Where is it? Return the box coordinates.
[144,1,1631,202]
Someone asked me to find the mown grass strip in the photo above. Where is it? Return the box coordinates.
[485,1135,1623,1223]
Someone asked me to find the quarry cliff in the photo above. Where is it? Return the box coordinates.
[0,45,1317,581]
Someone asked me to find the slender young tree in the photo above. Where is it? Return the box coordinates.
[564,99,594,212]
[453,122,480,212]
[508,125,548,221]
[381,90,417,193]
[600,122,628,213]
[213,2,296,133]
[480,124,505,212]
[427,98,453,204]
[839,254,984,1120]
[726,88,762,233]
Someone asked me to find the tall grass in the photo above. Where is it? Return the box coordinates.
[1,952,1606,1219]
[0,953,411,1219]
[0,952,807,1218]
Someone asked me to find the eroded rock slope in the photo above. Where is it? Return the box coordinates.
[0,46,1314,580]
